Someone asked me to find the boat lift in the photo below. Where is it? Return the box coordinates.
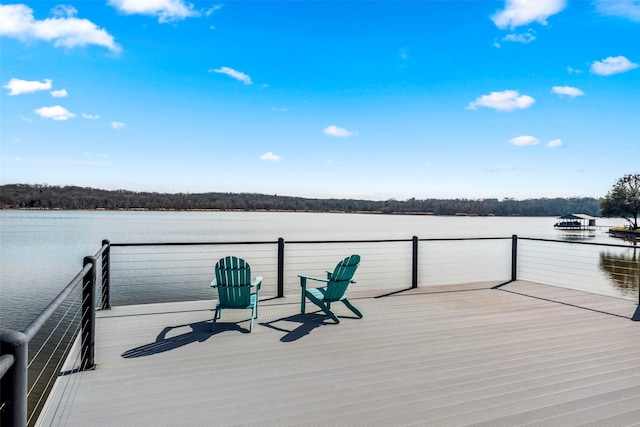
[554,213,597,231]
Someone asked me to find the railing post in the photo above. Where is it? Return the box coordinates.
[101,239,111,310]
[412,236,418,289]
[0,330,28,427]
[637,254,640,306]
[511,234,518,282]
[81,256,97,371]
[277,238,285,298]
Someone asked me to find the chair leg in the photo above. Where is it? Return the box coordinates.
[305,292,339,323]
[342,299,363,319]
[249,308,255,332]
[320,304,340,324]
[212,308,219,332]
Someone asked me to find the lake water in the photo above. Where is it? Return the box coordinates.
[0,210,635,332]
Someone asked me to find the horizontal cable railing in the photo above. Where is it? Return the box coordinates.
[285,240,413,295]
[109,242,278,304]
[419,237,512,286]
[518,237,639,301]
[108,241,413,302]
[108,237,637,303]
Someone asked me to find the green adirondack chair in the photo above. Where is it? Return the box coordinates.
[299,254,363,324]
[211,256,262,332]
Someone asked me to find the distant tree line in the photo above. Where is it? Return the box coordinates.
[0,184,601,217]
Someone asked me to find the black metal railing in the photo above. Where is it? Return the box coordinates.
[0,241,109,427]
[1,235,638,427]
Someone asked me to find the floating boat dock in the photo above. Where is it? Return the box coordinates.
[37,281,640,427]
[554,214,597,231]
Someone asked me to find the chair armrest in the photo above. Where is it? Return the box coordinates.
[298,274,330,284]
[252,277,263,289]
[210,279,218,288]
[323,272,355,283]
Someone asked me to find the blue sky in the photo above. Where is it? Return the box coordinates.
[1,0,639,201]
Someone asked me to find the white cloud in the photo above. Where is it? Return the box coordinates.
[551,85,585,97]
[467,90,535,111]
[509,135,539,146]
[547,139,563,148]
[492,0,567,29]
[502,31,536,43]
[108,0,199,23]
[204,4,223,16]
[111,121,126,129]
[20,115,36,123]
[324,125,357,138]
[82,113,100,120]
[3,78,52,95]
[567,66,583,74]
[0,4,121,52]
[50,89,68,98]
[210,66,253,85]
[34,105,76,120]
[590,55,639,75]
[595,0,640,22]
[260,151,282,162]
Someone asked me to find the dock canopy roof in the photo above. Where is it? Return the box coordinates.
[557,214,596,220]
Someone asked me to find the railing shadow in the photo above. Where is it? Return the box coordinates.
[496,284,635,321]
[121,319,247,358]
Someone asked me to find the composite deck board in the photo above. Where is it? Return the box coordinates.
[36,281,640,427]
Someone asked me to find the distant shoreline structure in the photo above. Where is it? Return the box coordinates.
[608,226,640,241]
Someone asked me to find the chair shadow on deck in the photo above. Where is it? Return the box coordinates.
[260,312,345,342]
[121,319,248,358]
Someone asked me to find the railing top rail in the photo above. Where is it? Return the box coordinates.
[108,236,637,249]
[110,239,414,247]
[418,237,512,242]
[287,239,412,244]
[109,237,508,246]
[0,354,15,378]
[94,240,110,258]
[22,262,91,340]
[519,237,637,249]
[110,241,278,247]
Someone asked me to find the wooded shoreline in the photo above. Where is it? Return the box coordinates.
[0,184,601,217]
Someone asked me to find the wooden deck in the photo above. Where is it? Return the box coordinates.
[37,281,640,427]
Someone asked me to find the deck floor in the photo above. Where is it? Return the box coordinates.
[37,281,640,427]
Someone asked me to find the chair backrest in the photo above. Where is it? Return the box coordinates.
[325,254,360,301]
[214,256,253,307]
